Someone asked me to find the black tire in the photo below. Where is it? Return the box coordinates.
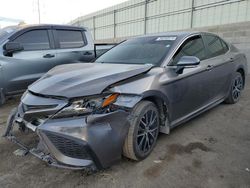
[224,72,243,104]
[123,101,159,161]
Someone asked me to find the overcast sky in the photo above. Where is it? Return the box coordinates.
[0,0,128,27]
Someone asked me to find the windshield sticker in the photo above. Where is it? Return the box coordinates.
[156,36,177,41]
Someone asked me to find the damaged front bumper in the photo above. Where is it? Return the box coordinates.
[4,92,131,170]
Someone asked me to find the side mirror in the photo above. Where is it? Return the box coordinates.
[3,42,24,56]
[175,56,200,74]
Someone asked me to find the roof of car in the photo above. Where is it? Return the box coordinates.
[137,31,216,40]
[6,24,88,41]
[15,24,87,31]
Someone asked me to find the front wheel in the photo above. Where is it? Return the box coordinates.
[123,101,160,161]
[225,72,243,104]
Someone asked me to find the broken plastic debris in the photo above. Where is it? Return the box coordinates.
[153,160,162,163]
[13,148,28,156]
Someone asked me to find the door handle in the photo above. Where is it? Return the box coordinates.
[206,65,214,71]
[83,51,92,55]
[43,54,55,58]
[229,57,234,62]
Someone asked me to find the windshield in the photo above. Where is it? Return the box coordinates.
[0,26,17,43]
[96,36,177,65]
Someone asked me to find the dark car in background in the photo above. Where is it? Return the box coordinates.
[0,24,113,105]
[4,31,247,170]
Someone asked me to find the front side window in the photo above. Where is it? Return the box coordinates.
[96,36,176,65]
[172,35,206,65]
[203,35,225,58]
[13,29,50,51]
[56,30,85,49]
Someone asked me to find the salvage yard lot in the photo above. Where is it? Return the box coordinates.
[0,77,250,188]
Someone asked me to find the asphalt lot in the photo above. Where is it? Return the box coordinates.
[0,77,250,188]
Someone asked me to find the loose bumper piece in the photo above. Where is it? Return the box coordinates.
[4,105,131,170]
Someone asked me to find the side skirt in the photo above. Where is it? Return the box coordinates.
[170,98,225,129]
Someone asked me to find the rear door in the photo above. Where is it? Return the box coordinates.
[202,34,234,101]
[53,29,95,65]
[2,28,56,94]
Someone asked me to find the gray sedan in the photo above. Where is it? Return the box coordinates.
[4,31,248,170]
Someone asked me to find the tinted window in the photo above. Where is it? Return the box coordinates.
[96,36,176,65]
[203,35,225,58]
[57,30,85,48]
[13,30,50,50]
[172,35,206,65]
[221,39,229,53]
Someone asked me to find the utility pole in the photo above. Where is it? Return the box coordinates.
[37,0,41,23]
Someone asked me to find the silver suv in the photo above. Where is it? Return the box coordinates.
[0,24,97,105]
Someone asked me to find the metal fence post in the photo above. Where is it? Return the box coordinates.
[114,10,116,39]
[93,16,96,40]
[144,0,148,34]
[190,0,195,28]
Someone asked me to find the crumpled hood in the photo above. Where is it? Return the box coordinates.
[28,63,152,98]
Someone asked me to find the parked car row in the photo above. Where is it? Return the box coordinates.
[3,29,248,170]
[0,24,114,105]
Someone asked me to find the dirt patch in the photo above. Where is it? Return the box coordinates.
[143,142,210,178]
[192,159,202,169]
[167,142,211,155]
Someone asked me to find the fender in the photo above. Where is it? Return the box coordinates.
[141,90,171,134]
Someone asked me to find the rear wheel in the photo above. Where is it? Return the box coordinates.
[123,101,159,160]
[225,72,243,104]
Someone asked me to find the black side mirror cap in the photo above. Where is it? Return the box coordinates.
[3,42,24,56]
[175,56,200,74]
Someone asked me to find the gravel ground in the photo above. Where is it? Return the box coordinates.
[0,77,250,188]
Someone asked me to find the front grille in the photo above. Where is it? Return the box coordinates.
[44,131,91,160]
[22,103,58,113]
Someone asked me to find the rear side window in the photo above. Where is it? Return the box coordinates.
[13,29,50,51]
[203,35,226,58]
[221,39,229,53]
[172,35,206,65]
[56,30,85,48]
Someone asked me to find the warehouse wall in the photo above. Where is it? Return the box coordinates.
[71,0,250,41]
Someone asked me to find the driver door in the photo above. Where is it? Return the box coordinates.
[2,29,56,94]
[164,35,213,124]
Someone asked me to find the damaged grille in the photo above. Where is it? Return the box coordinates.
[22,103,58,113]
[44,131,91,160]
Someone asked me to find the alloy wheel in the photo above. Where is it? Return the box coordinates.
[136,109,158,154]
[232,75,243,101]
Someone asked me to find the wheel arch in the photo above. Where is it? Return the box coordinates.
[236,67,245,88]
[141,90,170,133]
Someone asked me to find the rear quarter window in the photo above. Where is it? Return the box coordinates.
[221,39,229,53]
[203,35,226,58]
